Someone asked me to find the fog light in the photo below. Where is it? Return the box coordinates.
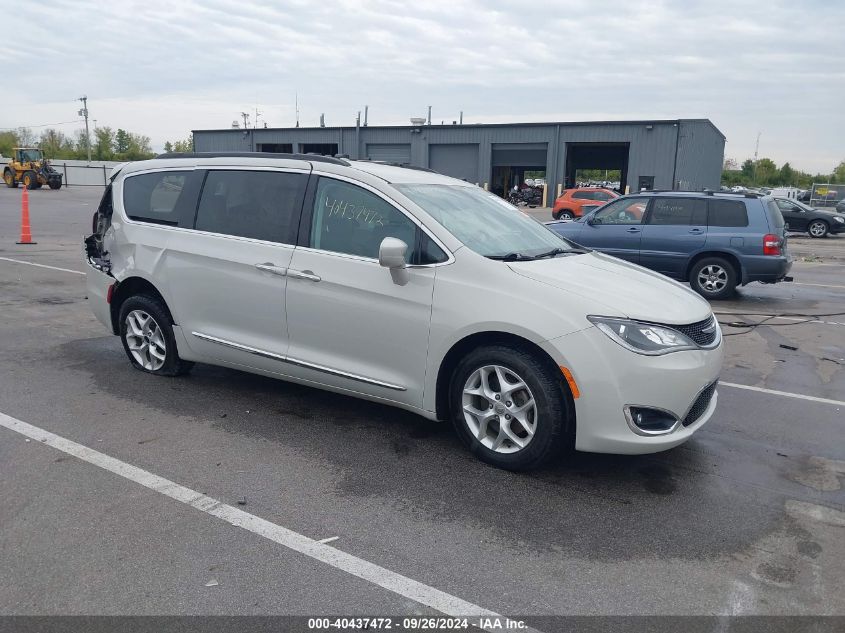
[625,406,679,436]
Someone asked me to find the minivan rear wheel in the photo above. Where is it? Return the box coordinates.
[118,295,193,376]
[689,257,737,300]
[449,345,572,470]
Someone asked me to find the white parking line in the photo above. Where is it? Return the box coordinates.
[0,256,85,276]
[793,282,845,290]
[720,382,845,407]
[716,312,845,327]
[0,412,503,626]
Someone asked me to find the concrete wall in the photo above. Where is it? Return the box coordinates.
[49,160,124,186]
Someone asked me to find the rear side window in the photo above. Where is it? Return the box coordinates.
[123,171,191,225]
[765,200,785,229]
[572,191,594,200]
[708,199,749,227]
[194,170,307,243]
[647,198,706,225]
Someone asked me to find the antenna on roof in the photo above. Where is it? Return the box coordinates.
[364,105,368,127]
[240,112,250,129]
[319,113,325,128]
[295,93,300,128]
[427,105,431,125]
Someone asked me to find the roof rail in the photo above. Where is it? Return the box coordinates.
[154,151,350,166]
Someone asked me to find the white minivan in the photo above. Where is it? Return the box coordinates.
[85,153,723,470]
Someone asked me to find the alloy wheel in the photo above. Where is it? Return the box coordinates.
[808,221,827,237]
[697,264,728,293]
[124,310,167,371]
[461,365,538,454]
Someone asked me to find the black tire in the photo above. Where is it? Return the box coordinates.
[118,294,194,377]
[558,210,574,220]
[808,220,829,239]
[22,171,38,190]
[552,210,562,220]
[48,180,62,190]
[689,256,737,300]
[4,169,18,188]
[449,344,573,471]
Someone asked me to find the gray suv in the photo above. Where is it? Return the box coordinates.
[547,191,792,299]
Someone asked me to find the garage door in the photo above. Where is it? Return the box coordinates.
[428,144,479,183]
[367,144,412,164]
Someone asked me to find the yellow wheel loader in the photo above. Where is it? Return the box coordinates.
[3,148,63,190]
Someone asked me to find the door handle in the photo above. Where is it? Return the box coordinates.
[288,269,321,282]
[688,228,704,234]
[255,262,288,276]
[626,227,641,233]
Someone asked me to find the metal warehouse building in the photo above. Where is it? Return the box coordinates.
[192,118,725,201]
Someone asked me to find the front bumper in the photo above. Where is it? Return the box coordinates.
[540,325,724,454]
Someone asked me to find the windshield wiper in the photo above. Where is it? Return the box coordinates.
[533,247,590,259]
[486,252,537,261]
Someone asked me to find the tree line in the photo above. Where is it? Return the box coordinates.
[722,157,845,189]
[0,127,192,162]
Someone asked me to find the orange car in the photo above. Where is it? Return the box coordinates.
[552,187,619,220]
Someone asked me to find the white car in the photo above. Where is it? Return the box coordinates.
[85,153,723,470]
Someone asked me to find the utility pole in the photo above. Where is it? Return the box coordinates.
[753,131,761,184]
[240,111,250,129]
[254,107,262,129]
[78,96,91,162]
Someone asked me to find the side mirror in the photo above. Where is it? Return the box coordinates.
[587,215,600,226]
[379,237,409,285]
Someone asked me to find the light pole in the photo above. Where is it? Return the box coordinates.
[78,96,91,162]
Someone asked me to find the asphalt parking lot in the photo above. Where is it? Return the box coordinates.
[1,187,843,626]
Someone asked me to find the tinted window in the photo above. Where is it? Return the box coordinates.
[417,233,448,265]
[311,178,418,261]
[195,170,306,243]
[648,198,706,225]
[765,200,785,229]
[774,199,799,213]
[123,171,190,225]
[594,191,614,201]
[594,198,647,225]
[708,199,750,227]
[572,191,594,200]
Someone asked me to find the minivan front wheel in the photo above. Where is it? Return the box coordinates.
[450,345,571,470]
[118,295,193,376]
[690,257,737,300]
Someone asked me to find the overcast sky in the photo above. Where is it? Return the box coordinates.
[5,0,843,172]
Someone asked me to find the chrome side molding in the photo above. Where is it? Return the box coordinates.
[191,331,406,391]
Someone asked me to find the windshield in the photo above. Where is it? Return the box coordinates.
[20,149,43,162]
[395,184,578,258]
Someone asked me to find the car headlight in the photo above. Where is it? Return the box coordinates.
[833,216,844,223]
[587,316,699,355]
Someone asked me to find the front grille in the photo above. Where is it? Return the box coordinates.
[674,315,718,347]
[683,381,718,426]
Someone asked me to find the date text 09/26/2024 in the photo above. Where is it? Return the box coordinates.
[307,617,528,630]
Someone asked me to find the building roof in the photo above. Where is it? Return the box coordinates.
[194,118,725,139]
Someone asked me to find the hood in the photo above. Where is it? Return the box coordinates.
[508,252,712,325]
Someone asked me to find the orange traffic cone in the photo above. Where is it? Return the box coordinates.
[16,185,37,245]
